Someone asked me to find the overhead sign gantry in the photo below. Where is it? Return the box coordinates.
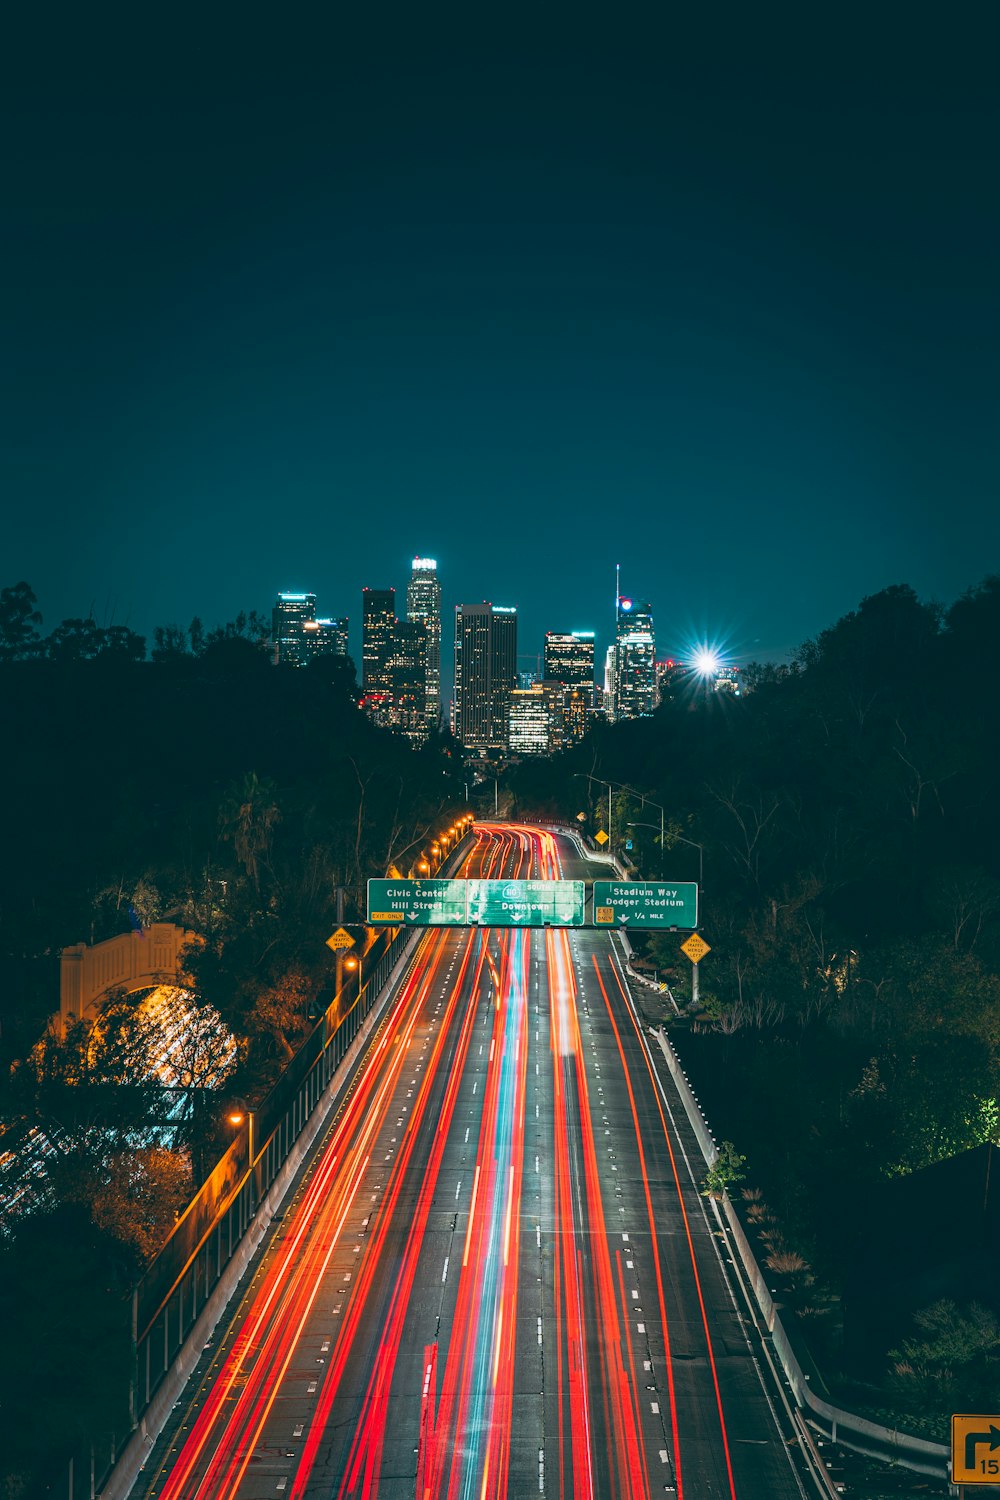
[367,878,697,929]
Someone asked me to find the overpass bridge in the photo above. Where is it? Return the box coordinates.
[59,923,199,1031]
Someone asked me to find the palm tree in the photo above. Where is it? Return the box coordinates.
[218,772,281,895]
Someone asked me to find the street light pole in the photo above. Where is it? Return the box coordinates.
[618,782,705,1009]
[572,772,615,857]
[658,825,704,1006]
[334,885,345,1007]
[625,820,664,878]
[668,830,704,904]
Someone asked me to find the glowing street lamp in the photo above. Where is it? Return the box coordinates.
[228,1104,255,1169]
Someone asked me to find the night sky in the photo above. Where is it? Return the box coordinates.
[4,5,998,679]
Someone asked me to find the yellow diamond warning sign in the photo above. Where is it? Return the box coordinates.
[325,927,356,951]
[594,830,609,846]
[680,933,711,964]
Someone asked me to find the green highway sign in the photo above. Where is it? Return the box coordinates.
[593,880,698,929]
[368,878,684,928]
[367,879,468,926]
[466,879,586,926]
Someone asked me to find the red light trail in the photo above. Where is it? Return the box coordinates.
[142,824,804,1500]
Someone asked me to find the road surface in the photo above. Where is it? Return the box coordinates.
[137,825,810,1500]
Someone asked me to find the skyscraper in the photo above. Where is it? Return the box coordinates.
[612,596,657,720]
[543,630,596,689]
[302,617,349,662]
[454,603,517,752]
[542,631,596,744]
[406,558,442,729]
[361,588,396,693]
[508,681,566,755]
[387,620,429,744]
[272,592,317,666]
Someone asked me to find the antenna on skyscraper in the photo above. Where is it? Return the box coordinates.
[615,561,620,610]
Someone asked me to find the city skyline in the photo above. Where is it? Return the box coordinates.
[269,561,699,705]
[6,11,998,679]
[269,568,724,750]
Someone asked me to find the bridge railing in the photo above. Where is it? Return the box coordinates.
[76,833,475,1500]
[131,912,422,1414]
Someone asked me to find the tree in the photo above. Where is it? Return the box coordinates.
[890,1300,1000,1410]
[151,622,191,661]
[44,616,145,662]
[794,584,941,739]
[203,609,271,649]
[0,581,42,661]
[701,1141,747,1199]
[247,969,318,1062]
[44,615,104,660]
[188,615,205,654]
[100,624,147,662]
[931,867,1000,951]
[12,992,165,1162]
[218,772,281,894]
[65,1146,192,1264]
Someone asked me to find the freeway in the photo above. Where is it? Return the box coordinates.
[137,825,811,1500]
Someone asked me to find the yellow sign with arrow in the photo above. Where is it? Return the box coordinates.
[952,1415,1000,1484]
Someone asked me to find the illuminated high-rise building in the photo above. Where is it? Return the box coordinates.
[388,620,429,744]
[543,631,595,690]
[508,684,562,755]
[302,617,348,662]
[612,596,657,720]
[454,603,517,752]
[273,593,349,668]
[563,684,593,743]
[406,558,442,729]
[361,588,396,693]
[544,630,596,742]
[272,592,317,666]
